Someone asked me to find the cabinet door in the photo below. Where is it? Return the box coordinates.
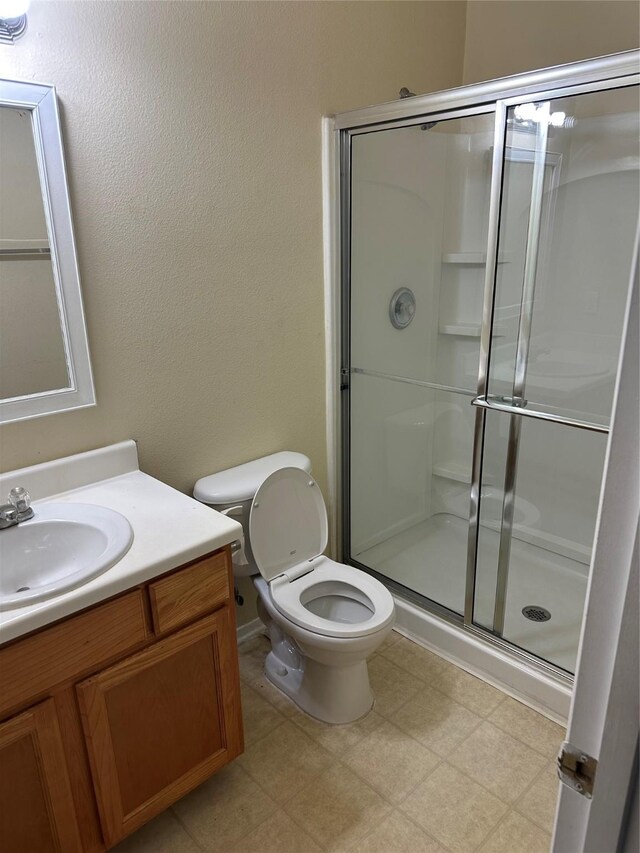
[0,699,82,852]
[77,608,243,846]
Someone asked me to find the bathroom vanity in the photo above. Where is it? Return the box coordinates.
[0,442,244,851]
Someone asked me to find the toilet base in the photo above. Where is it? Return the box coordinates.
[264,649,374,724]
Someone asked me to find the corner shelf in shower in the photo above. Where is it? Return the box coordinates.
[438,322,505,337]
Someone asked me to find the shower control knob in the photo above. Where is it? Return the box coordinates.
[389,287,416,329]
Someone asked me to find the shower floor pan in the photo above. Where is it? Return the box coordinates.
[356,512,588,674]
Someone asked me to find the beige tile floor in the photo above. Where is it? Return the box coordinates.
[115,631,564,853]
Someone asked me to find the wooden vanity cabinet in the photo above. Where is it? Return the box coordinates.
[0,699,83,852]
[0,546,243,851]
[77,607,242,846]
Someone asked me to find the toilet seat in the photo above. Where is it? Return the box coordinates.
[249,467,394,639]
[269,556,395,639]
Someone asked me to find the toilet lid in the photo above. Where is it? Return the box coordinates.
[249,467,328,583]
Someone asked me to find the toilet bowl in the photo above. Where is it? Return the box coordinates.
[194,454,395,723]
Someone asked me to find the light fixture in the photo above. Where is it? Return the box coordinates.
[0,0,29,44]
[513,102,574,130]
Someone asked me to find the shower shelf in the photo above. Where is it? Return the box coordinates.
[432,462,471,483]
[439,322,505,337]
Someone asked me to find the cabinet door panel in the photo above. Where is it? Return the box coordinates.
[0,699,82,852]
[108,635,223,812]
[77,608,243,846]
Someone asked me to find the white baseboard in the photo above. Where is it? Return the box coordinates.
[236,618,265,645]
[393,595,571,724]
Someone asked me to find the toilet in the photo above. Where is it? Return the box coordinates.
[194,452,395,724]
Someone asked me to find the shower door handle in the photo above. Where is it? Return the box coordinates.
[470,395,609,434]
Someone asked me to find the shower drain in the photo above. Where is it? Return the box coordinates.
[522,605,551,622]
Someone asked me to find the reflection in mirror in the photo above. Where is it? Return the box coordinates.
[0,79,95,424]
[0,106,69,398]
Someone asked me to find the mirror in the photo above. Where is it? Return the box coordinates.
[0,79,95,424]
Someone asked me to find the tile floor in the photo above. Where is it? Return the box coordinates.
[115,631,565,853]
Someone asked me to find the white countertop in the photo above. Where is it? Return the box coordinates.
[0,442,242,645]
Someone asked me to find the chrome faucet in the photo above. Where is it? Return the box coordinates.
[0,487,34,530]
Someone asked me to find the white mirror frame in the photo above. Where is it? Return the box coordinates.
[0,78,95,424]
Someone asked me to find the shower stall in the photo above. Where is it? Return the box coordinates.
[327,51,639,717]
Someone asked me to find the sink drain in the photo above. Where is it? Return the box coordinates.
[522,605,551,622]
[15,586,30,593]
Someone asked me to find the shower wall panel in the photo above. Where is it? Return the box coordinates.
[349,114,495,615]
[485,91,639,571]
[349,127,446,554]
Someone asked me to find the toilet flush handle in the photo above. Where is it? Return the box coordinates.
[220,506,249,564]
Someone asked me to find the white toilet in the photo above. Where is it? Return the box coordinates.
[194,452,395,724]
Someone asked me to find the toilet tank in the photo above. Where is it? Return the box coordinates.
[193,451,312,577]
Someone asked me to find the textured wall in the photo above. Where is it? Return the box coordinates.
[463,1,639,83]
[0,1,466,498]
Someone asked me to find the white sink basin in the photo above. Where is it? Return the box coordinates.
[0,502,133,609]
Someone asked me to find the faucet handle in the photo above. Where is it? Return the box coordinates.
[0,504,18,528]
[8,486,33,520]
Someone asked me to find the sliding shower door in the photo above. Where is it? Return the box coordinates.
[341,56,639,678]
[470,84,639,672]
[347,111,495,615]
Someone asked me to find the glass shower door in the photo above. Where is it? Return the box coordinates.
[347,111,495,616]
[470,85,639,672]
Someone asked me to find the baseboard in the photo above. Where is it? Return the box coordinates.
[236,617,265,645]
[392,595,571,724]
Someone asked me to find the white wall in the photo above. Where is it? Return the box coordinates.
[463,0,639,85]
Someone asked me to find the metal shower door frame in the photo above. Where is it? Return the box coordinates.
[332,50,640,683]
[339,99,496,571]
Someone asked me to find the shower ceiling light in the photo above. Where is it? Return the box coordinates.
[0,0,29,44]
[513,103,574,129]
